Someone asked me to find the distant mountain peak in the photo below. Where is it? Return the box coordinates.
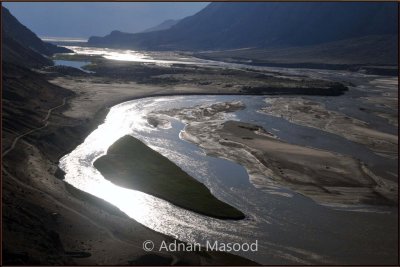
[142,19,180,33]
[88,2,397,51]
[110,30,124,35]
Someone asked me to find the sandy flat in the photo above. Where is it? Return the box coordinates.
[260,97,398,159]
[161,101,397,206]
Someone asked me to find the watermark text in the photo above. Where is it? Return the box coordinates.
[142,240,258,252]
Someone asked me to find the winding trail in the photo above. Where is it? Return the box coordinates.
[2,97,67,158]
[1,95,133,245]
[1,95,179,263]
[42,96,67,122]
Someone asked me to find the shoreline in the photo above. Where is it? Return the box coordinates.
[50,73,397,206]
[4,61,397,264]
[194,54,399,75]
[156,100,397,207]
[3,72,263,264]
[93,135,246,220]
[52,84,350,164]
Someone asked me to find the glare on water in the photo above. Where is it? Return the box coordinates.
[60,97,251,244]
[59,71,398,264]
[64,46,205,66]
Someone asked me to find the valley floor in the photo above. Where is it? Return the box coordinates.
[2,58,398,264]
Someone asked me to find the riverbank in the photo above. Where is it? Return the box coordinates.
[46,64,398,208]
[2,66,261,264]
[157,101,397,207]
[3,58,396,264]
[260,97,398,160]
[94,135,245,220]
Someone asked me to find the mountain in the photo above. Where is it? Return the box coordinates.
[2,35,53,68]
[2,7,75,264]
[88,2,397,51]
[142,19,180,33]
[2,6,71,67]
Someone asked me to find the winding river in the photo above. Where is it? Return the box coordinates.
[58,47,398,264]
[60,96,397,264]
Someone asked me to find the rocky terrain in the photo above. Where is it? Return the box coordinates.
[2,4,398,265]
[2,7,71,68]
[1,7,258,265]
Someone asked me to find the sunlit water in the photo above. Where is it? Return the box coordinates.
[60,95,397,264]
[41,36,88,43]
[60,45,393,83]
[54,60,92,73]
[57,45,398,264]
[62,46,214,67]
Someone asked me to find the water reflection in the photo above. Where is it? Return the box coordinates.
[60,96,255,238]
[54,60,93,73]
[62,45,393,86]
[60,94,398,264]
[64,46,210,66]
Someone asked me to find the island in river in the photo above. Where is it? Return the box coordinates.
[2,4,398,265]
[3,52,397,264]
[3,42,398,266]
[4,49,398,264]
[94,135,245,220]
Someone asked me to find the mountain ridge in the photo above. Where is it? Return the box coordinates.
[88,2,397,51]
[142,19,180,33]
[2,6,71,67]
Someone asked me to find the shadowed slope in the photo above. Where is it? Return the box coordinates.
[89,2,397,51]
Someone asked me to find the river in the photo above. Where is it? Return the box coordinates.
[59,96,397,265]
[58,46,398,264]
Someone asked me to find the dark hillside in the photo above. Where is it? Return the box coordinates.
[2,7,71,56]
[89,2,397,51]
[2,6,72,68]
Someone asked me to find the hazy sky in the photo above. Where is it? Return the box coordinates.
[3,2,209,38]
